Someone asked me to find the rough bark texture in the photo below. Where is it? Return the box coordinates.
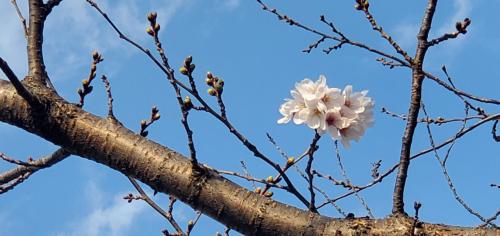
[0,80,497,235]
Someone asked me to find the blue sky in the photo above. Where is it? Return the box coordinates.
[1,0,499,235]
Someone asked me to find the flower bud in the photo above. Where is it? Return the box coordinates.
[82,79,90,86]
[152,113,161,121]
[86,85,93,93]
[153,23,160,32]
[264,191,273,197]
[254,187,262,194]
[214,81,224,93]
[184,55,193,66]
[146,27,154,36]
[206,71,213,79]
[286,157,295,166]
[152,106,159,114]
[179,67,189,75]
[187,220,194,230]
[183,96,193,110]
[140,120,147,128]
[189,63,196,72]
[266,176,274,183]
[205,77,213,86]
[207,88,217,96]
[147,12,157,22]
[92,51,100,61]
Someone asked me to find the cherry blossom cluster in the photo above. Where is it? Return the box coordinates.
[278,75,374,147]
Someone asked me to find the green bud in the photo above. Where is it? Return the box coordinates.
[146,27,154,36]
[179,67,189,75]
[205,78,213,86]
[207,88,217,96]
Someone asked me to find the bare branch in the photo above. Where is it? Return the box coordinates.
[100,75,116,120]
[335,141,374,218]
[10,0,28,40]
[0,57,38,107]
[255,0,410,67]
[428,18,471,47]
[305,132,321,212]
[421,103,496,227]
[77,51,103,107]
[0,148,70,187]
[45,0,63,12]
[392,0,438,215]
[492,120,500,142]
[355,0,412,62]
[0,171,32,194]
[127,177,186,235]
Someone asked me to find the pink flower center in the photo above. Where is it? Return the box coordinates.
[326,115,337,126]
[345,100,351,107]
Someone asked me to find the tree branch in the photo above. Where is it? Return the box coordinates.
[0,148,70,186]
[0,79,497,236]
[392,0,438,215]
[0,57,38,107]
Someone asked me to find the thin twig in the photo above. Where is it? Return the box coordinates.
[77,51,103,107]
[422,103,495,227]
[216,169,286,190]
[492,120,500,142]
[10,0,28,39]
[0,57,38,107]
[0,171,32,194]
[186,211,202,236]
[127,177,186,235]
[255,0,410,67]
[0,148,70,186]
[382,107,482,125]
[317,113,500,209]
[427,18,471,47]
[335,141,374,218]
[357,1,412,63]
[240,161,256,189]
[443,105,469,165]
[305,132,321,212]
[478,210,500,227]
[100,75,116,120]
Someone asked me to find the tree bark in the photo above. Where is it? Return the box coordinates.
[0,80,497,235]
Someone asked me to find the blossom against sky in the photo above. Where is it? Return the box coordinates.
[1,1,499,235]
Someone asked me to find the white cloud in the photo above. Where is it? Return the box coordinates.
[392,1,473,53]
[392,23,419,49]
[58,181,147,236]
[1,0,191,82]
[221,0,241,10]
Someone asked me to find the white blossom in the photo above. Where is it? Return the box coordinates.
[277,75,375,148]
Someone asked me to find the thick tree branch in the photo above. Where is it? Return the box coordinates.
[0,78,497,235]
[392,0,438,215]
